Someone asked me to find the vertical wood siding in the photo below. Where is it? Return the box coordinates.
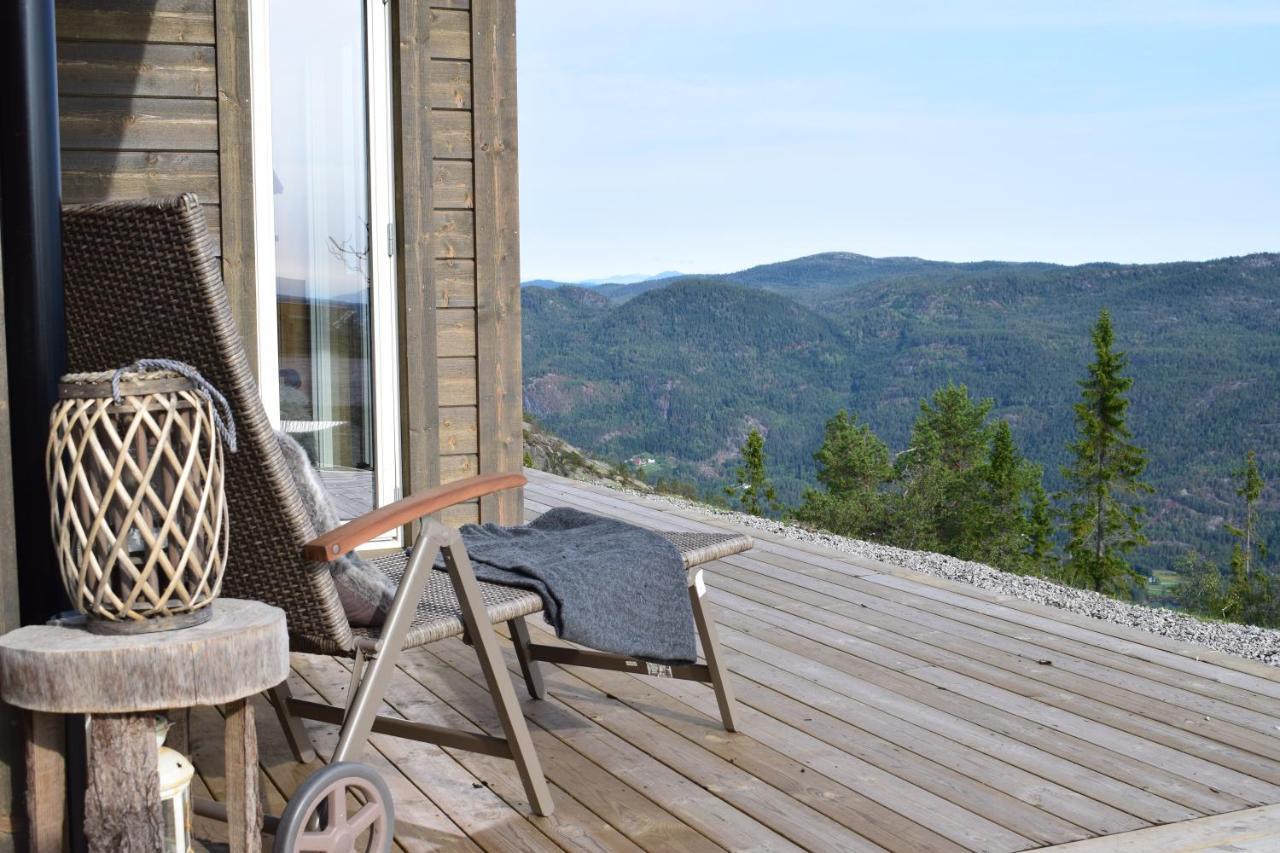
[429,1,480,523]
[470,0,522,522]
[212,0,258,366]
[402,0,520,526]
[397,0,444,505]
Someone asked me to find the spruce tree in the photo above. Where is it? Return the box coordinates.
[971,421,1038,571]
[1223,451,1273,625]
[1026,478,1056,572]
[1059,309,1152,597]
[725,429,780,516]
[796,410,892,538]
[1229,450,1266,577]
[895,384,994,554]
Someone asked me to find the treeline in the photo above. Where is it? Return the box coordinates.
[722,310,1279,629]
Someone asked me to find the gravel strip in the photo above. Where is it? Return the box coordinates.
[589,479,1280,668]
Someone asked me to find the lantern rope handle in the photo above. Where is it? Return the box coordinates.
[111,359,238,452]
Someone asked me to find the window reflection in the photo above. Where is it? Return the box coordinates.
[269,0,376,518]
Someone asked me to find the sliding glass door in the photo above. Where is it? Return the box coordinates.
[253,0,400,528]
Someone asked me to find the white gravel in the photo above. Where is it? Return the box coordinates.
[598,480,1280,668]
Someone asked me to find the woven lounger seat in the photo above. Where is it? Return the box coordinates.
[361,531,752,649]
[662,531,755,570]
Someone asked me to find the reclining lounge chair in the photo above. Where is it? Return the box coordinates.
[60,195,752,817]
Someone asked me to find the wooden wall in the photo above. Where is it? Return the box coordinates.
[54,0,259,357]
[52,0,522,526]
[55,0,223,244]
[0,235,25,852]
[398,0,523,525]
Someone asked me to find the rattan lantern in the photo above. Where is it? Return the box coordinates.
[46,363,233,633]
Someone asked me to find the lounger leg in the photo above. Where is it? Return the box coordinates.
[689,569,739,732]
[508,617,546,700]
[267,681,316,764]
[332,530,444,765]
[443,534,555,817]
[346,648,367,712]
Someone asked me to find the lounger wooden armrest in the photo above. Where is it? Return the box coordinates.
[302,473,527,561]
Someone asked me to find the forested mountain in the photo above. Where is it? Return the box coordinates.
[521,252,1280,572]
[524,280,855,485]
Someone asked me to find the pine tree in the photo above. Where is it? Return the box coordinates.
[725,429,780,516]
[905,383,993,476]
[813,410,893,496]
[796,410,891,538]
[1059,309,1152,597]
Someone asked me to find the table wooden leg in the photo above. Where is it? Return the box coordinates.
[225,698,262,853]
[25,711,67,853]
[166,707,191,755]
[84,713,162,853]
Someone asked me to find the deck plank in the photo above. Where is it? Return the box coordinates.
[1043,803,1280,851]
[705,593,1280,804]
[714,603,1260,810]
[862,572,1280,700]
[700,577,1199,823]
[270,674,475,852]
[485,654,884,851]
[494,625,958,852]
[754,555,1280,722]
[291,654,563,853]
[424,640,808,852]
[392,644,724,853]
[493,609,1030,851]
[711,565,1280,765]
[525,475,1280,792]
[319,655,649,853]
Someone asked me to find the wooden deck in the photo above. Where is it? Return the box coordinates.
[191,469,1280,851]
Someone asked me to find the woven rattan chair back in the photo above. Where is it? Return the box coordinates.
[61,194,355,652]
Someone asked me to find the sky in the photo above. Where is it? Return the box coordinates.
[516,1,1280,282]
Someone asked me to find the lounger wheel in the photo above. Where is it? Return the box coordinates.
[274,762,394,853]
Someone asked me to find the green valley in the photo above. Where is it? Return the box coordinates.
[521,252,1280,575]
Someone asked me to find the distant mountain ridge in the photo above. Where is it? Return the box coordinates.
[522,251,1280,572]
[521,270,684,290]
[587,253,1070,303]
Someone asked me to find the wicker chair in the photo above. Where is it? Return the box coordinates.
[60,194,751,817]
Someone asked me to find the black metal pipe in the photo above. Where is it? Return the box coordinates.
[1,4,83,846]
[0,0,67,626]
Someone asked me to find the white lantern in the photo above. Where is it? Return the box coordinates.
[158,744,195,853]
[150,716,195,853]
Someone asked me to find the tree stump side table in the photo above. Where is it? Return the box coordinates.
[0,599,289,853]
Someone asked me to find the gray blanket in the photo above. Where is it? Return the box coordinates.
[442,507,696,663]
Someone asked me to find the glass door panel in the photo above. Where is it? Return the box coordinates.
[265,0,396,522]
